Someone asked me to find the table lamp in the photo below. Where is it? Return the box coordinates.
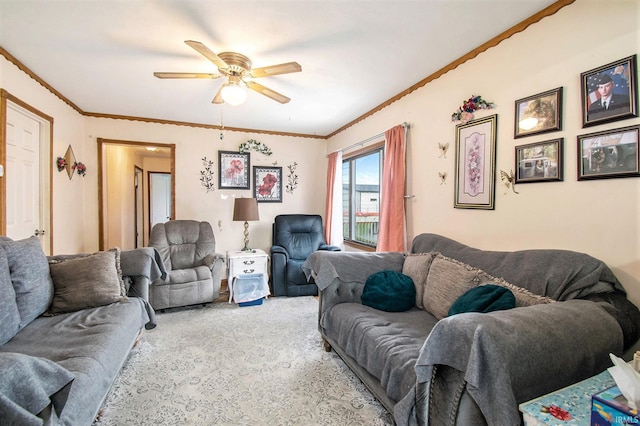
[233,197,259,251]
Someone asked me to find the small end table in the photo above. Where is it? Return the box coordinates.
[226,249,269,303]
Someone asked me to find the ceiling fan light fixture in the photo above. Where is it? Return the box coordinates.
[221,81,247,106]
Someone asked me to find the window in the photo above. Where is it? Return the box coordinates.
[342,144,384,247]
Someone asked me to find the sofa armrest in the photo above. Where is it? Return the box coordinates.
[318,244,341,252]
[120,248,166,282]
[303,251,405,291]
[415,299,623,425]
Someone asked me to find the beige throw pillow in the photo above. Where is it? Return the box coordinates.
[402,252,437,309]
[423,254,483,320]
[48,248,126,314]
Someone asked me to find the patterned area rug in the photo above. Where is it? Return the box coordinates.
[94,296,393,425]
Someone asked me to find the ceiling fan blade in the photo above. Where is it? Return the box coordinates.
[246,81,291,104]
[184,40,228,69]
[154,72,221,79]
[250,62,302,78]
[211,86,224,104]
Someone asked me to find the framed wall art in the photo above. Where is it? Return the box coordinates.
[454,114,497,210]
[253,166,282,202]
[218,151,250,189]
[515,138,563,183]
[581,55,637,127]
[514,87,563,138]
[577,125,639,181]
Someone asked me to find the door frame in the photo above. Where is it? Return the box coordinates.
[0,90,53,253]
[97,138,175,250]
[134,165,144,248]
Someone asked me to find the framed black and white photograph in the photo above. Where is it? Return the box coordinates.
[514,87,563,138]
[577,125,639,181]
[253,166,282,202]
[515,138,563,183]
[454,114,497,210]
[581,55,637,127]
[218,151,250,189]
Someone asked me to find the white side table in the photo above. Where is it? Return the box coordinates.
[226,249,269,303]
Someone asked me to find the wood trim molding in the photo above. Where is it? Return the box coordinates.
[1,0,574,140]
[83,111,324,139]
[0,90,6,236]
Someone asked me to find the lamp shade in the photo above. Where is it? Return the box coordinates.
[221,82,248,106]
[233,198,259,222]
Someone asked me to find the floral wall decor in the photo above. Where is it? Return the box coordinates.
[56,157,67,172]
[451,95,495,123]
[200,156,215,192]
[239,139,272,156]
[74,162,87,177]
[286,162,298,194]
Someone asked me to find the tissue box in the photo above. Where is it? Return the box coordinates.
[591,386,640,425]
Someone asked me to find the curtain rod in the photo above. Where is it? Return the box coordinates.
[335,122,409,155]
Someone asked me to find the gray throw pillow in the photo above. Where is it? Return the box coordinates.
[0,236,53,329]
[48,248,127,314]
[0,247,21,345]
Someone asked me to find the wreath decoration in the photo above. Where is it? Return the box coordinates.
[451,95,495,123]
[239,139,272,156]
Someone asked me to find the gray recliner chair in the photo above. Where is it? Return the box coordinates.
[148,220,224,310]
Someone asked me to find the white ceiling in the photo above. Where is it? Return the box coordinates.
[0,0,559,137]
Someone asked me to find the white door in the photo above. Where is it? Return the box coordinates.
[149,172,171,230]
[5,103,49,251]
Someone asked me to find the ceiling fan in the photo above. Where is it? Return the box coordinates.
[154,40,302,105]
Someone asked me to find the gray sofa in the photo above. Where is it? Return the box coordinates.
[303,233,640,425]
[0,236,164,425]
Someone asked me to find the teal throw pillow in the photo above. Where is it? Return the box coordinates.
[362,270,415,312]
[448,284,515,316]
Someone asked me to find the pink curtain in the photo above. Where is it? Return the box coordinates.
[324,152,340,244]
[377,125,406,252]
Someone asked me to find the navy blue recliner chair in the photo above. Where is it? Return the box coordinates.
[270,214,341,297]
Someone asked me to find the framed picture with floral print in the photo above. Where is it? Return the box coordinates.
[454,114,497,210]
[253,166,282,202]
[218,151,250,189]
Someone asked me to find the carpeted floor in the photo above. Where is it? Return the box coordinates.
[93,296,393,425]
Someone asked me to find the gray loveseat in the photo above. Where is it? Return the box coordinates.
[0,236,164,425]
[303,233,640,425]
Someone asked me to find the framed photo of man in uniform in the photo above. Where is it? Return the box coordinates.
[581,55,637,128]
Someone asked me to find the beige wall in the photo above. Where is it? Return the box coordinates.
[1,1,639,303]
[328,1,640,305]
[83,118,327,256]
